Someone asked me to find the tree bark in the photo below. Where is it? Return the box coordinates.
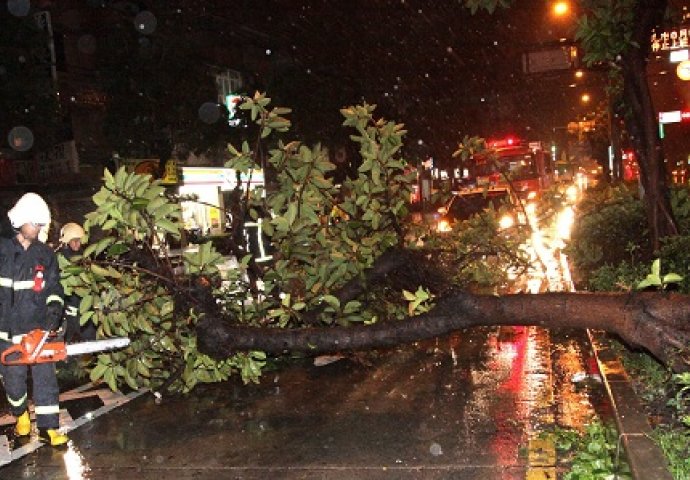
[197,290,690,372]
[623,0,678,249]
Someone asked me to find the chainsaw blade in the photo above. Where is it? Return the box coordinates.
[65,337,130,356]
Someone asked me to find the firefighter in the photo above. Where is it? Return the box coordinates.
[57,222,95,342]
[0,193,68,447]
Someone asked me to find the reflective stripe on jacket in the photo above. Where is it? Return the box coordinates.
[0,236,64,337]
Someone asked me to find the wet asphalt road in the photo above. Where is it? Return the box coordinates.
[0,326,609,480]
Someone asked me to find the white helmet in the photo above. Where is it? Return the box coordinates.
[7,192,51,229]
[60,222,85,243]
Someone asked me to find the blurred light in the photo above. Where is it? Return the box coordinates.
[677,60,690,80]
[437,219,451,233]
[670,49,689,63]
[574,70,584,78]
[566,185,578,202]
[499,214,515,230]
[556,207,575,240]
[580,93,591,103]
[552,1,570,16]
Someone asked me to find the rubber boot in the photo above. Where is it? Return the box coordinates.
[38,429,69,447]
[14,411,31,437]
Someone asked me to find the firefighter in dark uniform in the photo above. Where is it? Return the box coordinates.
[57,222,95,342]
[0,193,68,446]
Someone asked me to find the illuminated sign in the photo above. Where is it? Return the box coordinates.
[670,49,690,63]
[181,167,264,191]
[225,94,242,126]
[651,27,690,51]
[659,110,690,123]
[659,111,682,123]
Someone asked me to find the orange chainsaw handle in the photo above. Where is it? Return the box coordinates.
[1,329,67,366]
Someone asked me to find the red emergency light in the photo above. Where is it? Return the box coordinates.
[682,111,690,122]
[488,136,521,149]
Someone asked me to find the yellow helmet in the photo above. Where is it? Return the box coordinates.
[59,222,85,243]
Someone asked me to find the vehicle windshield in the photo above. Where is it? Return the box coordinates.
[473,153,538,181]
[447,190,511,220]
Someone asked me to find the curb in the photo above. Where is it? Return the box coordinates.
[587,329,674,480]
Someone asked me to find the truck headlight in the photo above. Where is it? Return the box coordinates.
[499,214,514,230]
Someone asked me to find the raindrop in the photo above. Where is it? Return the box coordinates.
[7,0,30,17]
[265,49,272,55]
[8,126,34,152]
[134,11,157,35]
[429,442,443,456]
[198,102,221,124]
[77,34,97,54]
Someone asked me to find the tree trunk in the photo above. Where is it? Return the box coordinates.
[197,291,690,372]
[623,0,678,250]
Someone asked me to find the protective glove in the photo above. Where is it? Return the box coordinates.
[45,301,64,332]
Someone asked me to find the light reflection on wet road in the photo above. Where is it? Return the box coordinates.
[0,325,608,479]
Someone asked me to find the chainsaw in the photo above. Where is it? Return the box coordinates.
[0,329,130,366]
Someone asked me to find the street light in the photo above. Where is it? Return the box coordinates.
[552,1,570,17]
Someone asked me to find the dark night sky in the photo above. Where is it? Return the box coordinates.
[226,0,597,162]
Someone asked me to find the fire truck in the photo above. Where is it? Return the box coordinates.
[469,137,553,200]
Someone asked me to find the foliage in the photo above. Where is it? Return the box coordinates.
[613,341,672,406]
[653,428,690,480]
[437,208,530,292]
[610,339,690,479]
[222,95,416,329]
[59,92,533,394]
[569,184,690,293]
[636,259,683,291]
[403,287,435,316]
[462,0,512,15]
[565,183,650,288]
[550,421,631,480]
[670,373,690,428]
[587,261,648,292]
[575,0,637,66]
[59,167,265,393]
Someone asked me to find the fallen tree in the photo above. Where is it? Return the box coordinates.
[61,97,690,395]
[198,290,690,372]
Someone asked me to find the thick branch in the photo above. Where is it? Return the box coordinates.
[198,291,690,371]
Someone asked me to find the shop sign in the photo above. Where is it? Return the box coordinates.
[651,27,690,52]
[180,167,264,191]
